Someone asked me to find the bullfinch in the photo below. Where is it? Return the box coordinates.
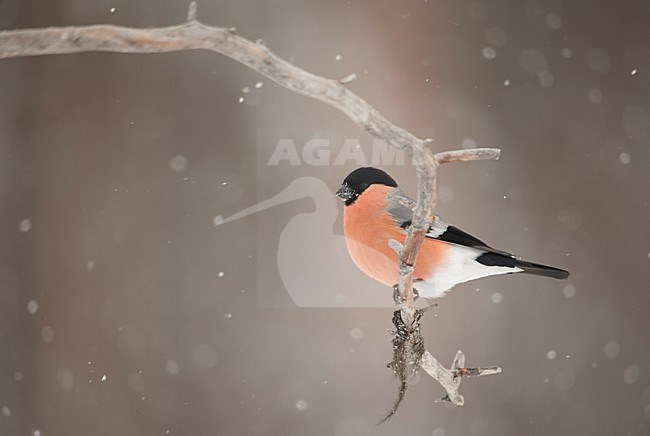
[335,167,569,300]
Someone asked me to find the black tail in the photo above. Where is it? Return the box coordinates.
[476,252,570,280]
[514,259,570,279]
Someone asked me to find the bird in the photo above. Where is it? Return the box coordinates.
[335,167,569,301]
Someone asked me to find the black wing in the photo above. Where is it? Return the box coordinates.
[386,191,569,279]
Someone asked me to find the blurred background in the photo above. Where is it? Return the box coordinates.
[1,0,649,434]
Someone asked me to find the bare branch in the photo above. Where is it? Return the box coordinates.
[422,350,502,406]
[0,3,429,328]
[434,148,501,165]
[0,5,502,417]
[186,1,198,22]
[339,73,358,85]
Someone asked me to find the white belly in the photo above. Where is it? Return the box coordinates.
[415,245,522,299]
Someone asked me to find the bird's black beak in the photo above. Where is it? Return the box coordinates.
[335,184,354,202]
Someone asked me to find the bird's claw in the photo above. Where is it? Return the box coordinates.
[392,284,419,305]
[392,284,400,305]
[415,302,438,320]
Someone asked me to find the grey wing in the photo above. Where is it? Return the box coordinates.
[385,189,449,238]
[386,189,514,257]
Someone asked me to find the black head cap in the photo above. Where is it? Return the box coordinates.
[335,167,397,206]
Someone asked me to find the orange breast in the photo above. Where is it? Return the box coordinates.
[343,185,448,287]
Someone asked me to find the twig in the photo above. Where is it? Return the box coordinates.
[434,148,501,165]
[0,1,502,417]
[339,73,357,85]
[424,350,502,405]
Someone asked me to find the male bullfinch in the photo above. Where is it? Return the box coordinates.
[335,167,569,300]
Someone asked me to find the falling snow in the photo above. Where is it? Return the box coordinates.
[462,138,477,149]
[19,218,32,233]
[166,360,180,375]
[545,13,562,30]
[213,215,224,226]
[604,341,620,359]
[623,365,641,385]
[1,5,647,435]
[618,152,631,164]
[588,88,603,104]
[295,399,308,411]
[563,284,576,299]
[432,428,446,436]
[491,292,503,303]
[41,326,55,343]
[349,327,363,339]
[169,155,188,172]
[482,47,497,60]
[57,368,74,390]
[538,71,554,88]
[26,300,39,314]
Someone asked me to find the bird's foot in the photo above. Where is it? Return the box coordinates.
[392,284,419,305]
[391,301,437,333]
[392,284,400,304]
[415,302,438,320]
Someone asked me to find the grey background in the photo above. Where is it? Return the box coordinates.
[1,0,649,435]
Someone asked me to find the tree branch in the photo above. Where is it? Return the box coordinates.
[0,1,502,417]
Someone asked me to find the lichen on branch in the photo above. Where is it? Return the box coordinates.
[0,1,502,420]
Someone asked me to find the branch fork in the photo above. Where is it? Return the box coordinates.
[0,1,503,420]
